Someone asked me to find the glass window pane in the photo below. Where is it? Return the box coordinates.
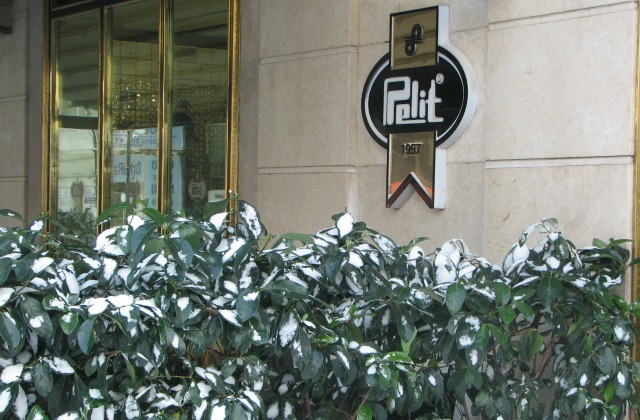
[171,0,229,215]
[53,12,100,218]
[108,0,160,208]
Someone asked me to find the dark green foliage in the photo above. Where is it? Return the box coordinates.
[0,204,637,419]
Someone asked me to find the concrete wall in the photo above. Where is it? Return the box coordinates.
[238,0,637,264]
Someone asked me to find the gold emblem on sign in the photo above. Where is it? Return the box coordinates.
[391,9,437,70]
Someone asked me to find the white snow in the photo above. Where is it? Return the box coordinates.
[0,364,23,383]
[465,316,481,331]
[458,335,473,347]
[469,349,479,366]
[617,372,626,385]
[124,395,140,419]
[372,234,395,253]
[107,295,134,308]
[0,388,11,413]
[176,297,190,311]
[240,204,262,238]
[266,403,279,419]
[29,316,44,329]
[222,238,246,263]
[336,213,354,238]
[278,313,298,347]
[614,325,630,341]
[243,291,259,302]
[381,309,391,326]
[85,298,109,316]
[32,257,54,274]
[209,212,228,230]
[13,386,27,419]
[0,288,14,307]
[30,220,44,232]
[336,351,350,370]
[45,357,75,374]
[126,215,144,230]
[219,309,241,327]
[428,375,437,386]
[358,345,377,355]
[580,374,588,387]
[546,256,560,270]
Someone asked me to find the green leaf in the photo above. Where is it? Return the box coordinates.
[20,296,53,339]
[236,288,260,322]
[33,362,53,397]
[515,301,534,322]
[604,381,615,403]
[0,312,22,351]
[96,202,130,225]
[166,237,193,269]
[384,352,412,364]
[356,404,373,420]
[519,223,540,246]
[518,330,543,361]
[446,283,466,315]
[475,390,489,407]
[203,198,230,219]
[496,396,512,418]
[0,259,12,286]
[475,325,490,349]
[537,276,561,311]
[27,405,49,420]
[59,311,78,335]
[498,306,516,325]
[0,209,22,220]
[78,318,96,355]
[139,207,164,225]
[493,282,511,306]
[401,325,417,355]
[130,222,158,256]
[395,305,415,343]
[277,233,315,245]
[487,324,508,348]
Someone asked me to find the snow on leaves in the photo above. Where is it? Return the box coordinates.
[0,202,636,419]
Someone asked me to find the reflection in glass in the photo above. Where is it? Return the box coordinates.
[108,0,160,208]
[53,12,100,217]
[171,0,229,215]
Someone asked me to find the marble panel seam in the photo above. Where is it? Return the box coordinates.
[260,46,357,65]
[258,166,357,174]
[485,156,633,169]
[0,95,28,103]
[489,2,635,31]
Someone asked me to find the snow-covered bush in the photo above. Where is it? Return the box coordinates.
[0,201,637,419]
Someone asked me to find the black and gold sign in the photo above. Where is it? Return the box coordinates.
[362,6,477,209]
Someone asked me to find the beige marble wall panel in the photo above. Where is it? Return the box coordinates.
[355,163,484,254]
[240,0,260,62]
[258,52,357,168]
[238,59,259,206]
[256,172,352,235]
[359,0,488,46]
[0,16,27,98]
[259,0,357,58]
[483,163,633,263]
[0,180,26,227]
[441,28,486,164]
[486,8,636,160]
[0,100,27,177]
[489,0,633,23]
[356,43,390,167]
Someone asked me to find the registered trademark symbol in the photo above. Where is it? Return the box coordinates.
[436,73,444,84]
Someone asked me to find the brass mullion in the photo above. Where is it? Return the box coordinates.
[226,0,240,198]
[42,2,52,216]
[158,0,172,214]
[99,7,112,214]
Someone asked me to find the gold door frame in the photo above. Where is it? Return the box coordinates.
[43,0,240,216]
[634,0,640,369]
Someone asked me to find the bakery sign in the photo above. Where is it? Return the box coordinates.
[362,6,477,209]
